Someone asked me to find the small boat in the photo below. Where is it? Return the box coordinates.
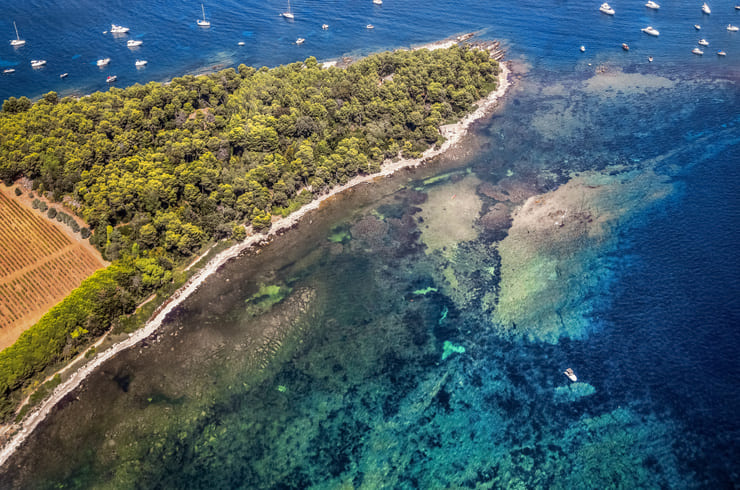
[322,24,329,30]
[716,50,726,56]
[127,39,143,47]
[31,59,46,68]
[135,59,147,67]
[648,56,653,62]
[295,37,305,44]
[366,24,375,29]
[60,72,68,78]
[642,26,660,36]
[728,24,739,32]
[10,21,25,47]
[281,0,294,19]
[645,1,660,9]
[106,75,117,83]
[622,43,630,51]
[701,2,711,14]
[692,47,704,55]
[110,24,130,34]
[3,68,15,74]
[600,2,615,15]
[736,5,740,10]
[694,24,701,30]
[564,368,577,382]
[698,38,709,46]
[238,41,245,45]
[96,57,111,66]
[197,4,210,27]
[373,0,383,4]
[580,45,586,52]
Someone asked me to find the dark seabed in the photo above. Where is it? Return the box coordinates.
[1,0,739,488]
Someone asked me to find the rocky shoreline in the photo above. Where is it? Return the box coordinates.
[0,48,512,467]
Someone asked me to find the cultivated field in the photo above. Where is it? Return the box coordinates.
[0,189,107,351]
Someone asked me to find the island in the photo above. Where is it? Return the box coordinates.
[0,38,510,461]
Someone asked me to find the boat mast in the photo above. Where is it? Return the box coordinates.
[201,4,206,22]
[13,21,20,40]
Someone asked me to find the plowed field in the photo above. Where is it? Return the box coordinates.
[0,190,107,350]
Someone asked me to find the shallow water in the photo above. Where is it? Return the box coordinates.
[1,0,739,488]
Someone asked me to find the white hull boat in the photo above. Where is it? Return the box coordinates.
[127,39,143,47]
[642,26,660,36]
[197,4,210,27]
[111,24,129,34]
[10,22,25,46]
[97,57,111,67]
[600,2,615,15]
[702,3,711,14]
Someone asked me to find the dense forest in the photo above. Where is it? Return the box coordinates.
[0,45,499,419]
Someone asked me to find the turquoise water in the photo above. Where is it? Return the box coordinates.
[1,0,739,488]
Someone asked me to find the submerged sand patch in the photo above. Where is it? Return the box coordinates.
[494,167,673,342]
[417,173,483,255]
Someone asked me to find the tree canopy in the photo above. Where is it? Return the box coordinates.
[0,45,499,419]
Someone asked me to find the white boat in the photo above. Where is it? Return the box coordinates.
[701,2,710,14]
[642,26,660,36]
[716,50,726,56]
[600,2,615,15]
[322,24,329,30]
[622,42,629,51]
[645,1,660,9]
[106,75,117,83]
[135,59,147,67]
[580,45,586,52]
[564,368,577,382]
[238,41,245,45]
[197,4,210,27]
[366,24,375,29]
[31,59,46,68]
[692,47,704,55]
[110,24,129,34]
[373,0,383,4]
[3,68,15,74]
[728,24,739,32]
[694,24,701,30]
[127,39,143,47]
[96,57,111,66]
[60,72,68,78]
[295,37,305,44]
[10,21,25,47]
[281,0,294,19]
[648,56,654,62]
[698,38,709,46]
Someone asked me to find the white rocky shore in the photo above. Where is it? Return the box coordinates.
[0,53,511,467]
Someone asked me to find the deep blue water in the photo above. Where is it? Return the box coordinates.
[1,0,739,487]
[1,0,739,101]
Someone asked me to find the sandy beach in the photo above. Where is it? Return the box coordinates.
[0,57,511,467]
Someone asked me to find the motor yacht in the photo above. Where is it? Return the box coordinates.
[110,24,129,34]
[642,26,660,36]
[701,2,711,14]
[564,368,577,382]
[127,39,143,47]
[295,37,305,44]
[645,1,660,9]
[600,2,615,15]
[135,60,147,67]
[106,75,117,83]
[97,57,111,67]
[728,24,739,32]
[698,38,709,46]
[692,47,704,55]
[31,59,46,68]
[717,50,726,56]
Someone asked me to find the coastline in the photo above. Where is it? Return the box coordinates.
[0,58,511,467]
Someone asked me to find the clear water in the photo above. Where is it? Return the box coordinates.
[1,0,739,488]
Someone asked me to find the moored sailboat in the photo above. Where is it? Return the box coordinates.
[10,21,25,47]
[197,4,211,27]
[281,0,295,19]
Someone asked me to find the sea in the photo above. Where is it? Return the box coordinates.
[1,0,739,488]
